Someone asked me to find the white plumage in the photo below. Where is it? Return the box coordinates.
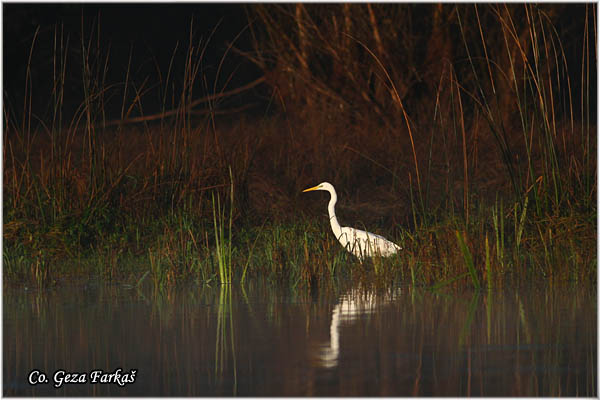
[303,182,401,260]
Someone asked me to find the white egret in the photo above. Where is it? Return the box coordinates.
[302,182,401,260]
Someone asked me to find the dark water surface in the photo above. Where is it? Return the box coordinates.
[3,281,596,396]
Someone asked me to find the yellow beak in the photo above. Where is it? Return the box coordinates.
[302,185,322,192]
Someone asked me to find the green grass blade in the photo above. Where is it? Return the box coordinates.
[485,233,492,292]
[455,230,480,289]
[431,272,471,291]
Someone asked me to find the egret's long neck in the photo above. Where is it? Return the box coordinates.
[327,189,342,239]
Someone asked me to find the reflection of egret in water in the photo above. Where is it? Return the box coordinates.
[316,288,402,368]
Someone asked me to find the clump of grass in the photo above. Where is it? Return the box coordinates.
[455,230,480,289]
[212,168,235,285]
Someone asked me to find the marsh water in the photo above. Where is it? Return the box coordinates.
[4,280,596,396]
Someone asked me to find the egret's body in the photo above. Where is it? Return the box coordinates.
[303,182,401,260]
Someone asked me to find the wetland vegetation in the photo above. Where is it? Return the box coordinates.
[3,5,596,397]
[3,4,596,290]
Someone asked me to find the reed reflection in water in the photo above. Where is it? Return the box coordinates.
[3,281,596,396]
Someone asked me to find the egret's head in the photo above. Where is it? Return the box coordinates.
[302,182,334,193]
